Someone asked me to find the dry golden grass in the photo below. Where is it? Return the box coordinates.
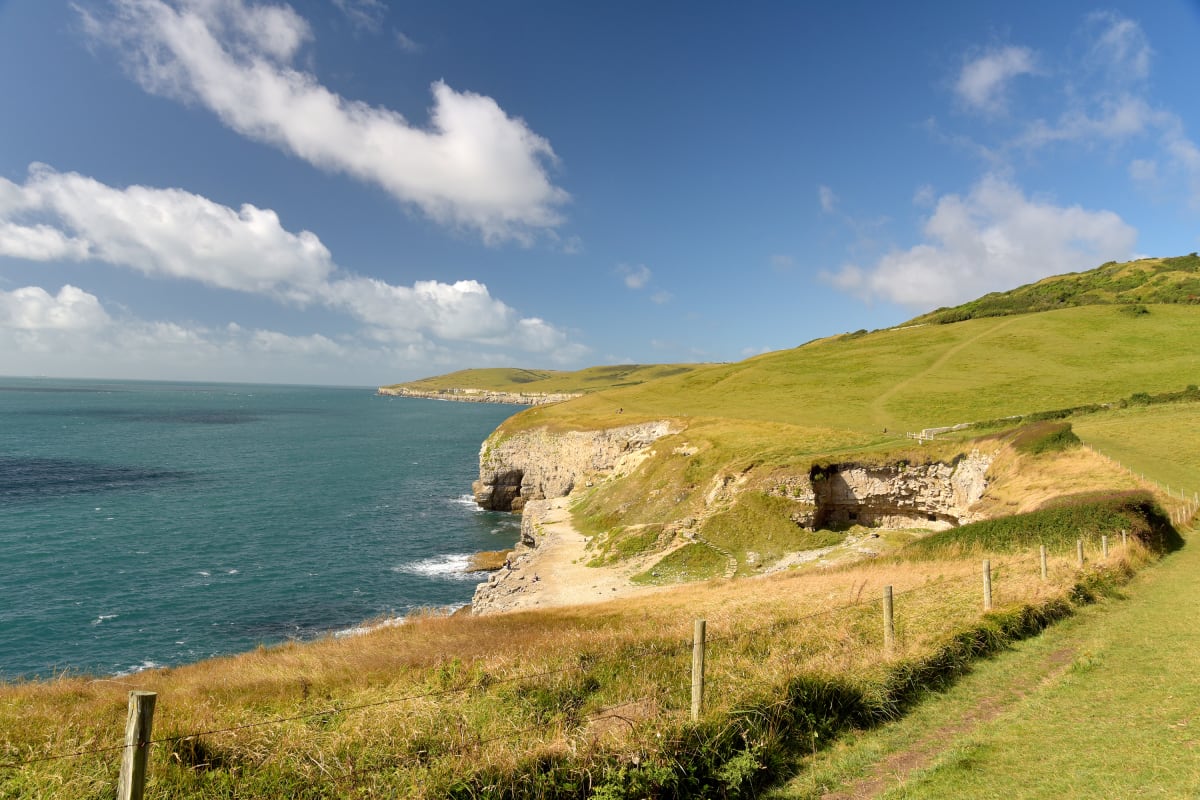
[0,538,1151,798]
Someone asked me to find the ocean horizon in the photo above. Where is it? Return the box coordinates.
[0,377,520,680]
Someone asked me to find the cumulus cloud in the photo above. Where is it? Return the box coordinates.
[0,163,582,359]
[0,164,333,301]
[617,263,652,290]
[80,0,568,243]
[955,45,1037,114]
[826,175,1136,309]
[0,284,111,331]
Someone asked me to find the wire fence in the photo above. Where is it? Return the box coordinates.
[0,538,1132,800]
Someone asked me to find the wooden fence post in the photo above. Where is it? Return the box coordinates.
[882,586,895,655]
[1102,534,1109,559]
[1122,529,1128,548]
[1039,545,1048,581]
[1077,539,1085,568]
[983,559,992,611]
[691,619,706,722]
[118,691,156,800]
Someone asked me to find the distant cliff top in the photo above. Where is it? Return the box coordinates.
[378,363,708,403]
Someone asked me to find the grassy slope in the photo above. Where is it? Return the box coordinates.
[503,304,1200,437]
[505,305,1200,577]
[768,405,1200,798]
[906,252,1200,325]
[380,363,709,395]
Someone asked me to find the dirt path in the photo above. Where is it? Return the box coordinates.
[869,316,1021,431]
[769,524,1200,799]
[470,497,671,614]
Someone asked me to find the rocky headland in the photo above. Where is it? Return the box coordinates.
[377,386,582,405]
[468,416,997,615]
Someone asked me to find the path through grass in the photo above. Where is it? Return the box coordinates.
[768,524,1200,799]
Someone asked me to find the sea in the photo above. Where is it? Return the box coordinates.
[0,378,521,680]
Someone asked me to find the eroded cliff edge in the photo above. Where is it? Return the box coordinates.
[378,387,582,405]
[774,453,993,531]
[473,420,680,512]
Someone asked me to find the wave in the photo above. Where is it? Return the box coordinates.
[391,553,479,581]
[114,659,160,677]
[333,604,467,639]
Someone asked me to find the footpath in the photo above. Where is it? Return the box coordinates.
[770,523,1200,799]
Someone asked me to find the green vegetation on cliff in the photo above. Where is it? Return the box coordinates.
[907,253,1200,325]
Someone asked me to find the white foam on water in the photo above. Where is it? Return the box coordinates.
[197,570,211,577]
[391,553,478,581]
[114,659,160,677]
[92,614,118,625]
[333,605,467,639]
[334,616,406,639]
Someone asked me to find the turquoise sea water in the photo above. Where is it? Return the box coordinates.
[0,378,520,680]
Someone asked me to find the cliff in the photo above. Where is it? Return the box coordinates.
[473,420,679,512]
[377,386,582,405]
[774,451,994,530]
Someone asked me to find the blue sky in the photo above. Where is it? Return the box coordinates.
[1,0,1198,386]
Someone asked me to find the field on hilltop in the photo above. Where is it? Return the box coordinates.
[506,303,1200,437]
[381,363,709,397]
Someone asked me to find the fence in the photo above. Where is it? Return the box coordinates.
[0,534,1155,798]
[1080,443,1199,526]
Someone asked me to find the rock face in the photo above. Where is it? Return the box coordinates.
[473,421,678,512]
[777,451,994,530]
[377,387,581,405]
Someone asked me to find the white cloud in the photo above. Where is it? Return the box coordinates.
[394,29,421,53]
[333,0,385,33]
[1,164,332,301]
[826,175,1136,309]
[1086,10,1152,83]
[81,0,568,243]
[955,45,1037,115]
[650,291,672,305]
[0,221,91,261]
[0,284,111,331]
[0,163,583,359]
[818,185,837,213]
[618,263,652,289]
[1129,158,1158,184]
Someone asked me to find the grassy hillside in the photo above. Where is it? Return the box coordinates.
[507,304,1200,436]
[907,253,1200,325]
[5,258,1199,797]
[381,363,709,396]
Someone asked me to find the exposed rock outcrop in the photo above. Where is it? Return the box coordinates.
[377,386,581,405]
[775,451,993,530]
[473,421,679,512]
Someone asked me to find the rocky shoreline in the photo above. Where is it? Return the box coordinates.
[377,386,582,405]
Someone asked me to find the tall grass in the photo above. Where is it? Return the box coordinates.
[0,534,1160,798]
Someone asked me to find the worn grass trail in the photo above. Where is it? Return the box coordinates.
[769,526,1200,799]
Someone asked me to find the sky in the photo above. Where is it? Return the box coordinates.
[1,1,1198,387]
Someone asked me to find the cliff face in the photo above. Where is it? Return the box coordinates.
[776,451,993,530]
[473,421,678,512]
[378,387,581,405]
